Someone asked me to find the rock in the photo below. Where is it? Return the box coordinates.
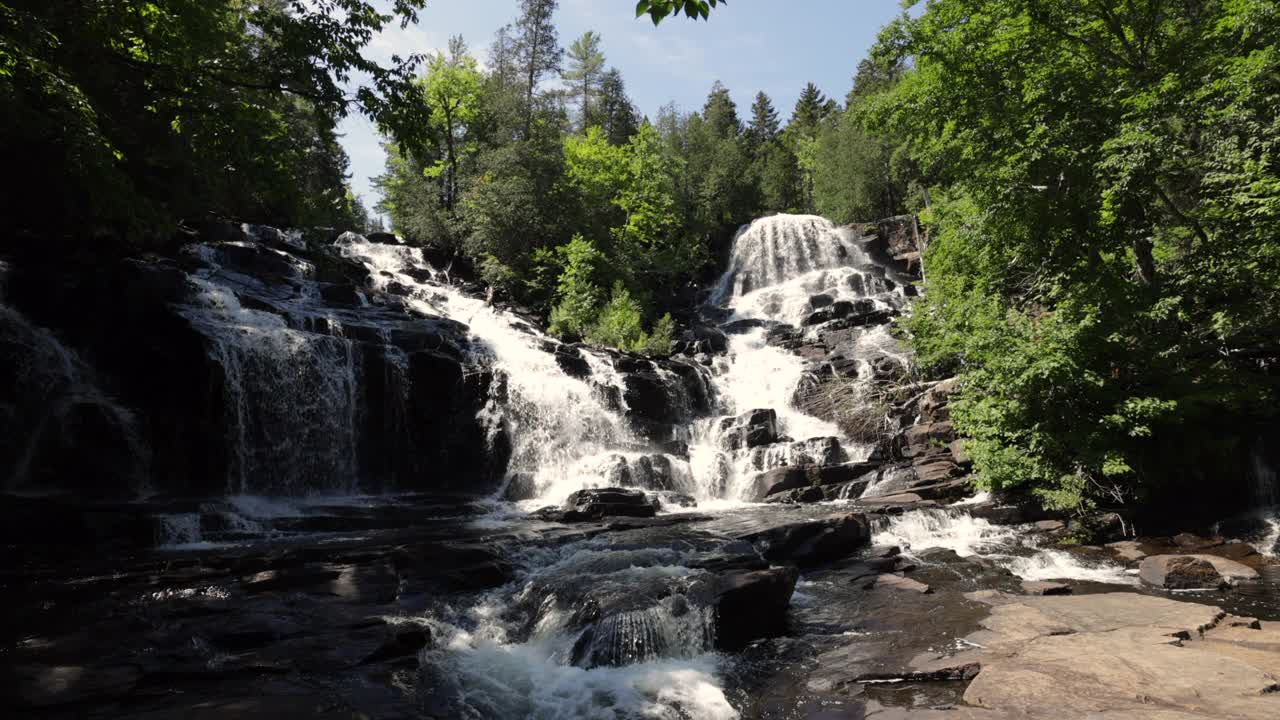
[719,408,780,451]
[1139,555,1225,589]
[864,573,932,594]
[13,664,142,708]
[917,377,958,423]
[954,592,1279,719]
[562,488,657,521]
[1106,539,1148,563]
[365,231,401,244]
[1032,520,1067,534]
[661,440,689,458]
[553,345,591,379]
[740,513,871,568]
[808,293,834,309]
[651,491,697,509]
[1172,532,1213,549]
[752,462,879,501]
[1139,554,1259,589]
[712,566,799,651]
[500,472,537,501]
[359,625,431,665]
[1021,580,1072,596]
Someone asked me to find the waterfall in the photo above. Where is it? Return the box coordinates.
[1,303,149,495]
[688,214,910,500]
[177,262,361,496]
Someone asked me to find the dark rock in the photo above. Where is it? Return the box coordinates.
[740,513,871,567]
[562,488,657,521]
[501,472,538,501]
[553,345,591,379]
[661,440,690,458]
[713,566,799,651]
[359,625,431,665]
[808,293,834,309]
[365,231,402,244]
[721,318,774,334]
[719,408,780,451]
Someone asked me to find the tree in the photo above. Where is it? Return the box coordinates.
[745,92,780,153]
[757,141,803,213]
[1,0,433,240]
[702,81,741,139]
[563,31,606,131]
[598,69,640,145]
[789,82,832,136]
[871,0,1280,512]
[421,37,483,210]
[514,0,563,138]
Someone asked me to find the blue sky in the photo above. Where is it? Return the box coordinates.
[340,0,907,213]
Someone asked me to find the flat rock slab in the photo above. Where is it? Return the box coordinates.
[941,592,1280,719]
[1020,580,1071,596]
[864,573,932,594]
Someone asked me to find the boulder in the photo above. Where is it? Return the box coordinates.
[500,472,538,502]
[719,408,780,451]
[562,488,657,521]
[740,513,871,568]
[1139,554,1259,589]
[712,566,799,651]
[808,293,834,309]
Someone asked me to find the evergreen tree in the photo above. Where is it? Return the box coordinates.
[702,81,741,139]
[563,31,606,131]
[789,82,831,135]
[598,69,640,145]
[745,92,780,153]
[514,0,563,138]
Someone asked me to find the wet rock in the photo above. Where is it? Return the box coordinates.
[863,573,932,594]
[359,625,431,666]
[713,566,799,651]
[661,440,689,458]
[13,663,142,709]
[562,488,657,521]
[1139,554,1258,589]
[553,345,591,378]
[740,513,871,568]
[500,472,537,502]
[808,293,834,309]
[1106,539,1148,563]
[752,462,879,501]
[719,408,780,451]
[650,491,698,509]
[721,318,773,334]
[1021,581,1072,596]
[365,231,401,244]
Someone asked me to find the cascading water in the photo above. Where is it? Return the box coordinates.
[687,215,910,500]
[1,303,149,494]
[177,245,361,496]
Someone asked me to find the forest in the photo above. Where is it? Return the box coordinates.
[4,0,1278,514]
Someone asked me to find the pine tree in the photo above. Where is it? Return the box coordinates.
[702,81,740,139]
[598,68,639,145]
[514,0,563,138]
[745,91,779,153]
[563,31,606,132]
[789,82,830,135]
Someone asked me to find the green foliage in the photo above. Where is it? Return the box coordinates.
[634,0,726,26]
[581,282,673,355]
[875,0,1280,511]
[1,0,431,241]
[548,235,605,339]
[563,31,606,130]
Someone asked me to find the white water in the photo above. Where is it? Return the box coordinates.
[873,509,1137,585]
[177,254,360,495]
[1,304,149,493]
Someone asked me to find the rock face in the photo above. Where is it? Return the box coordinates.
[937,592,1280,719]
[719,408,780,451]
[1139,554,1260,589]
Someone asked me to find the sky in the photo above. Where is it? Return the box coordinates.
[339,0,907,214]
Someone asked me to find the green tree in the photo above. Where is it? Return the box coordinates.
[598,69,640,145]
[702,81,741,140]
[563,31,606,131]
[514,0,563,138]
[422,37,484,211]
[872,0,1280,511]
[548,234,605,339]
[745,92,780,154]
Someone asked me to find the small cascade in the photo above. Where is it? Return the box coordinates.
[0,303,149,495]
[336,237,652,504]
[873,508,1137,584]
[177,265,361,496]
